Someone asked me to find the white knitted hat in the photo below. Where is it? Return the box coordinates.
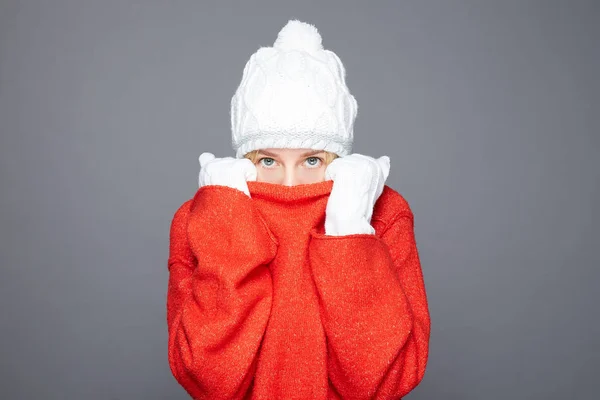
[230,20,358,158]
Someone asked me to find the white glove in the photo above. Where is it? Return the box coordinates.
[198,152,257,197]
[324,153,391,236]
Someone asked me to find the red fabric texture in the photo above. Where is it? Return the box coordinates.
[167,180,430,399]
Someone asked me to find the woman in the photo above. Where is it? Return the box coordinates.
[167,20,430,399]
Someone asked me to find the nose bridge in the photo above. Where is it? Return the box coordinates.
[282,164,298,186]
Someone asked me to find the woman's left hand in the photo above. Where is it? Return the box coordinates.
[324,153,390,236]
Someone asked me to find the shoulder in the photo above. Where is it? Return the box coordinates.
[172,186,248,224]
[170,197,195,229]
[372,185,414,226]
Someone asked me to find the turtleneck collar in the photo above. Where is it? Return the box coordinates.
[247,180,333,239]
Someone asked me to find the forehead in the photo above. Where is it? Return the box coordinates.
[258,148,324,157]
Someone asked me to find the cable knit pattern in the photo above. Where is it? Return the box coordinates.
[166,181,430,399]
[230,20,358,158]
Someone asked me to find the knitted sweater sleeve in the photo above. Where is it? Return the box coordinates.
[166,186,277,399]
[308,210,431,399]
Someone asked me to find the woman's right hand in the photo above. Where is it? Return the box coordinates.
[198,152,257,197]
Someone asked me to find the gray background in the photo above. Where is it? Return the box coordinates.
[0,0,598,399]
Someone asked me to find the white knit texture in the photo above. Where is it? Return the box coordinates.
[231,20,358,158]
[198,152,257,197]
[324,154,391,236]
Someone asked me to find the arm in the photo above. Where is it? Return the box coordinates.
[308,210,430,399]
[166,186,277,399]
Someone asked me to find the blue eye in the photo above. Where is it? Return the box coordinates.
[305,157,322,167]
[259,157,276,167]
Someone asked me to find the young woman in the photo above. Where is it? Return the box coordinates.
[167,20,431,399]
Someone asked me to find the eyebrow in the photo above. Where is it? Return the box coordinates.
[258,150,325,157]
[301,150,326,157]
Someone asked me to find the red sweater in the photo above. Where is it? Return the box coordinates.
[166,180,430,399]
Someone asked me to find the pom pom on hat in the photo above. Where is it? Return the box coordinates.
[273,20,323,54]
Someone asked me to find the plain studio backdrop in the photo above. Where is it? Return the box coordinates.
[0,1,598,399]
